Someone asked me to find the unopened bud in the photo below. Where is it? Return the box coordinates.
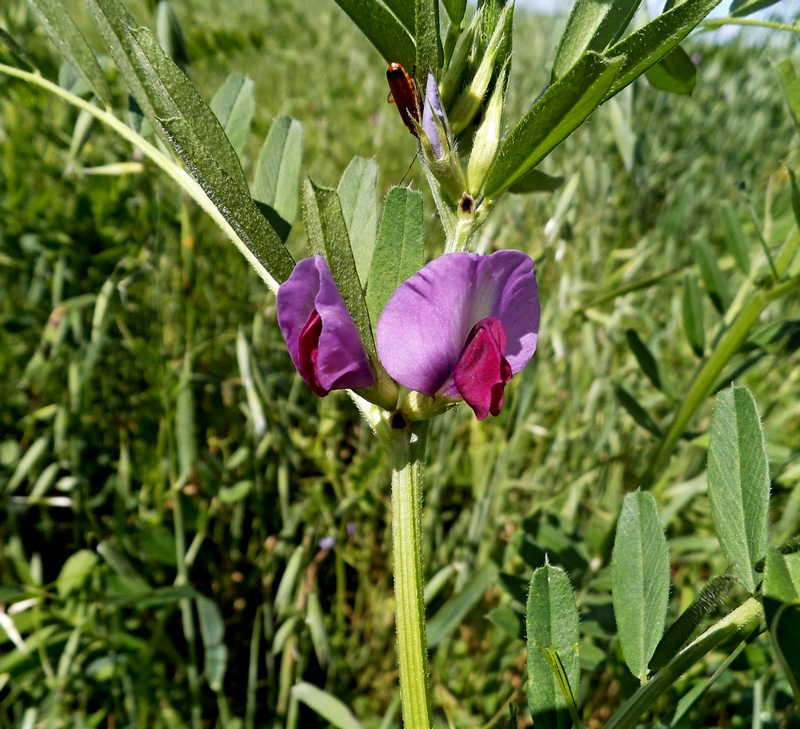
[448,4,513,136]
[467,66,506,195]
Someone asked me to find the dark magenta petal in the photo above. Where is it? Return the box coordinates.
[297,308,327,396]
[376,251,539,401]
[277,256,374,395]
[453,318,513,420]
[422,73,445,159]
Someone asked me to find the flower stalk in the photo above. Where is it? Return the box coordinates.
[386,422,432,729]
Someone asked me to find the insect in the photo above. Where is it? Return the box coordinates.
[386,62,419,138]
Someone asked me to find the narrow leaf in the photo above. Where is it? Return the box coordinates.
[625,329,663,392]
[292,682,365,729]
[526,564,580,729]
[442,0,467,25]
[615,385,662,437]
[28,0,111,104]
[197,596,228,691]
[720,200,750,275]
[56,550,99,598]
[123,27,295,281]
[338,157,379,286]
[384,0,416,34]
[509,169,565,195]
[603,0,723,100]
[155,0,189,69]
[612,491,670,680]
[645,45,696,96]
[306,592,331,668]
[175,358,196,480]
[552,0,642,79]
[253,116,304,243]
[329,0,415,71]
[0,28,37,70]
[484,52,623,198]
[707,387,770,594]
[649,575,734,671]
[777,58,800,132]
[681,273,705,357]
[731,0,782,16]
[210,73,255,158]
[488,606,525,640]
[366,187,425,332]
[427,562,498,648]
[416,0,442,75]
[694,238,730,314]
[771,602,800,702]
[763,548,800,602]
[302,181,376,358]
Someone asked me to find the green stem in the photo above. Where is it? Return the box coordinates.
[0,62,278,294]
[642,274,800,485]
[604,598,763,729]
[387,422,433,729]
[701,17,800,34]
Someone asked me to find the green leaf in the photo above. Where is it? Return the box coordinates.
[416,0,442,75]
[366,187,425,333]
[338,157,379,286]
[306,592,331,668]
[694,238,729,314]
[97,541,151,595]
[602,0,723,100]
[789,169,800,230]
[292,682,365,729]
[56,550,99,598]
[777,58,800,132]
[552,0,642,79]
[329,0,415,71]
[5,435,48,495]
[484,52,623,198]
[731,0,782,17]
[302,180,376,358]
[526,564,580,729]
[86,0,157,119]
[218,480,253,504]
[253,116,304,243]
[720,200,750,275]
[442,0,467,25]
[175,358,196,481]
[427,562,498,648]
[771,601,800,702]
[0,27,37,70]
[649,575,734,671]
[707,387,770,594]
[612,491,670,680]
[625,328,665,393]
[681,272,706,358]
[210,74,255,159]
[488,606,525,640]
[155,0,189,69]
[384,0,415,34]
[28,0,111,104]
[275,544,305,618]
[197,596,228,691]
[508,169,565,194]
[645,45,696,96]
[764,549,800,601]
[614,385,662,437]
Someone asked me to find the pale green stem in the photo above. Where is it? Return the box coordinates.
[604,598,763,729]
[643,274,800,485]
[701,17,800,34]
[0,63,278,295]
[386,422,433,729]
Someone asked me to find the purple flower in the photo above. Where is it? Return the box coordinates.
[376,251,539,420]
[422,73,445,160]
[277,256,375,396]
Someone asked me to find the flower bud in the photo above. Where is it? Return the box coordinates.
[467,65,506,195]
[448,3,513,136]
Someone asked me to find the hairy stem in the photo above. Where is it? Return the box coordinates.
[387,422,432,729]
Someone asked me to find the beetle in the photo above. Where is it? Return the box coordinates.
[386,62,419,138]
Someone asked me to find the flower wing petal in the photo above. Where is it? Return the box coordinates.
[377,253,478,396]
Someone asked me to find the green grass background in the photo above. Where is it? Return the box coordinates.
[1,0,799,726]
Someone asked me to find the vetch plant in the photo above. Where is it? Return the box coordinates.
[2,0,800,726]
